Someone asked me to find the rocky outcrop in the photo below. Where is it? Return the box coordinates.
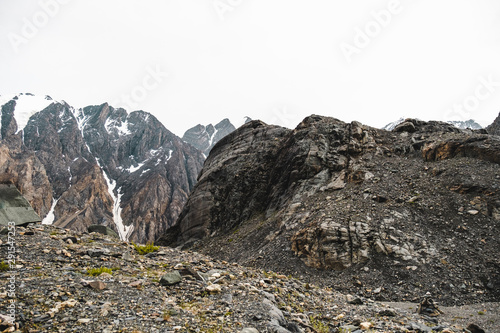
[160,116,500,305]
[0,144,52,217]
[182,119,236,155]
[487,111,500,136]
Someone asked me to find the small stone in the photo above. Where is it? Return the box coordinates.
[88,281,106,290]
[467,210,479,215]
[77,318,91,324]
[87,248,110,257]
[378,309,397,317]
[206,284,222,294]
[360,322,372,330]
[160,271,182,286]
[122,251,134,261]
[346,295,363,305]
[128,280,144,288]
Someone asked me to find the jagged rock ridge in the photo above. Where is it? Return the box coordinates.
[383,118,483,131]
[0,94,205,243]
[487,111,500,136]
[160,116,500,305]
[182,119,236,156]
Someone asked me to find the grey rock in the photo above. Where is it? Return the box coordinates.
[466,323,486,333]
[407,322,431,332]
[88,225,119,238]
[394,121,417,133]
[87,248,110,257]
[240,329,259,333]
[159,271,182,286]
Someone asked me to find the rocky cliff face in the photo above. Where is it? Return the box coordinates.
[487,111,500,136]
[0,95,205,243]
[182,119,236,155]
[160,116,500,305]
[76,103,204,242]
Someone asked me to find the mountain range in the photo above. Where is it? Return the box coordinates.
[1,93,499,254]
[0,93,214,243]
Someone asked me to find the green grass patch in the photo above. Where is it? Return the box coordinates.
[132,242,159,255]
[309,316,330,333]
[87,266,113,276]
[0,261,9,272]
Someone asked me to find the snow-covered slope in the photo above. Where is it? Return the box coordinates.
[0,93,56,133]
[382,117,405,131]
[447,119,482,130]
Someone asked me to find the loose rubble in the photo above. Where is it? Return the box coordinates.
[0,225,497,332]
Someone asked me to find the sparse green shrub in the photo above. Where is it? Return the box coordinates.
[132,242,159,255]
[0,261,9,271]
[87,266,113,276]
[309,315,329,333]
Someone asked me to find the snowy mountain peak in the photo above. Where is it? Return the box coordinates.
[0,93,58,134]
[446,119,482,130]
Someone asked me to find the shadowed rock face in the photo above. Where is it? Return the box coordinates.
[0,98,205,243]
[487,111,500,136]
[160,116,500,305]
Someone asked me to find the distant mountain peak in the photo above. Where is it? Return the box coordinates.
[447,119,482,130]
[182,119,236,156]
[383,117,482,131]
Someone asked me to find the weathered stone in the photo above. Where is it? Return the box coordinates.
[160,271,182,286]
[467,323,486,333]
[88,225,119,238]
[88,280,106,290]
[205,284,222,294]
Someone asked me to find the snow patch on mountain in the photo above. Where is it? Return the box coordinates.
[382,117,405,131]
[101,169,133,241]
[0,94,55,133]
[447,119,482,130]
[42,198,58,225]
[105,118,131,136]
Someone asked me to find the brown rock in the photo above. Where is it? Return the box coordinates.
[88,280,106,290]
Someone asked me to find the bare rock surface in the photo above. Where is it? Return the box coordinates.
[182,118,236,156]
[486,111,500,136]
[1,96,205,243]
[160,116,500,307]
[1,224,496,332]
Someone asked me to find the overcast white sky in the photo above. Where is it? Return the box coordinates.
[1,0,499,136]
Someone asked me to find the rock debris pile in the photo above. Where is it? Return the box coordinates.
[1,225,495,332]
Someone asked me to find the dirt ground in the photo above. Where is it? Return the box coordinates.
[383,301,500,332]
